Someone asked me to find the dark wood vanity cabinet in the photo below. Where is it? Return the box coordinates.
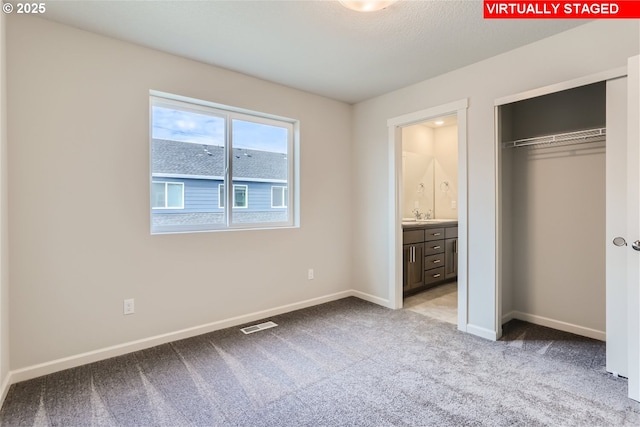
[403,223,457,296]
[402,229,425,292]
[424,228,445,286]
[444,226,458,280]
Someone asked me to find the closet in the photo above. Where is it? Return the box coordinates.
[498,82,608,342]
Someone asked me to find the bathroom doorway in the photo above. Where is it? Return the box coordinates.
[401,115,459,324]
[387,99,468,332]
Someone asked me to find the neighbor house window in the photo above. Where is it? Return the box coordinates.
[219,184,248,208]
[271,186,288,208]
[152,182,184,209]
[150,92,297,233]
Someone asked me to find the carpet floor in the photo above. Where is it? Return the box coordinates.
[0,297,638,426]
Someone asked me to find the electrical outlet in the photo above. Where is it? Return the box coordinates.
[308,269,314,280]
[451,200,457,209]
[123,298,135,315]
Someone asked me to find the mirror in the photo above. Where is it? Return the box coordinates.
[401,115,458,221]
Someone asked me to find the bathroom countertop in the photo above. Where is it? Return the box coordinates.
[401,219,458,229]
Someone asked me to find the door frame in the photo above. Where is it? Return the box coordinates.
[387,98,469,332]
[493,65,638,400]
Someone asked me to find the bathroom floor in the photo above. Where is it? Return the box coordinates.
[403,281,457,324]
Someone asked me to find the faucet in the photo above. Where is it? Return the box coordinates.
[412,208,423,220]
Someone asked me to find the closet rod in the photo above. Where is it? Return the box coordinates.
[502,127,606,149]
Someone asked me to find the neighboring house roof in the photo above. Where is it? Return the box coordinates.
[152,139,287,181]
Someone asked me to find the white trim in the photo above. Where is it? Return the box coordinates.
[494,66,627,106]
[387,99,469,335]
[466,324,498,341]
[350,289,392,308]
[506,311,606,342]
[151,91,298,125]
[387,99,468,128]
[501,310,516,324]
[8,290,366,385]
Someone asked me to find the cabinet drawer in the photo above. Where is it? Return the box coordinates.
[425,267,445,285]
[424,240,444,255]
[425,253,445,269]
[425,228,445,241]
[445,226,458,239]
[403,229,424,244]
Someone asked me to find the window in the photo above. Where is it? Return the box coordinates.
[152,182,184,209]
[150,93,297,233]
[219,184,248,208]
[271,186,288,208]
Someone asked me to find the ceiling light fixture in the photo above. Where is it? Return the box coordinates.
[339,0,400,12]
[434,120,444,126]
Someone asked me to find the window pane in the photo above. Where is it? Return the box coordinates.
[151,99,226,230]
[234,185,247,208]
[231,119,289,224]
[218,184,225,208]
[152,182,166,208]
[272,186,287,208]
[150,95,296,233]
[167,183,183,208]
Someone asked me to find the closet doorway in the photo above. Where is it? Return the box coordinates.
[495,66,639,401]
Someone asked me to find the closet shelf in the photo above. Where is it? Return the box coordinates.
[502,127,606,149]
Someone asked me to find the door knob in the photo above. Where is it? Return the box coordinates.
[633,240,640,252]
[613,237,627,246]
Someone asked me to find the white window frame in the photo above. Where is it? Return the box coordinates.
[150,91,298,234]
[152,181,184,209]
[219,184,248,209]
[271,186,288,208]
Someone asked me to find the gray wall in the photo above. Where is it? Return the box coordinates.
[7,16,353,369]
[352,20,639,335]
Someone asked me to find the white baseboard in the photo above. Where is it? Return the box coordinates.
[8,290,357,385]
[507,311,605,341]
[350,289,391,308]
[466,323,498,341]
[502,310,516,324]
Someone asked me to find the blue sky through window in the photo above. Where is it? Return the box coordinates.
[152,106,288,153]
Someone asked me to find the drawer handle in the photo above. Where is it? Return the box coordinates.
[433,260,441,264]
[433,273,441,278]
[432,246,441,250]
[433,233,441,236]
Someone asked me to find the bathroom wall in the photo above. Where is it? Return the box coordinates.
[402,125,434,218]
[433,124,458,219]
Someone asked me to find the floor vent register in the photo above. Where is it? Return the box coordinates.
[240,321,278,334]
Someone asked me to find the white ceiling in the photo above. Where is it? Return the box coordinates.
[39,0,587,104]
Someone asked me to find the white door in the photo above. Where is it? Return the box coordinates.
[606,76,628,378]
[606,56,639,402]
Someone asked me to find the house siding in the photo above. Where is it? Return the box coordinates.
[152,177,287,227]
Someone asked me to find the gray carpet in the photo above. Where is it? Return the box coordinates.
[1,297,638,426]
